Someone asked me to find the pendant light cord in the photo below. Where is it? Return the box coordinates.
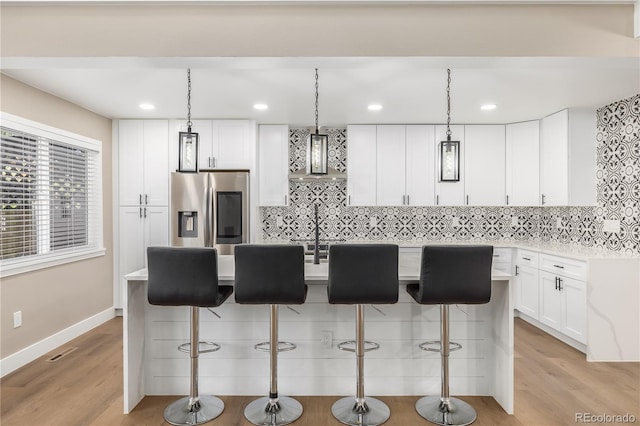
[315,68,320,134]
[187,68,192,132]
[446,68,452,141]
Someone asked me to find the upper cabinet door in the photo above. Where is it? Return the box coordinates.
[347,125,377,206]
[258,125,289,206]
[118,120,144,206]
[506,121,540,206]
[212,120,254,169]
[405,125,435,206]
[541,109,569,206]
[464,125,506,206]
[376,125,406,206]
[435,125,465,206]
[142,120,169,206]
[119,120,169,206]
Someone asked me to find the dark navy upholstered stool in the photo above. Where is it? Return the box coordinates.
[327,244,399,426]
[147,247,233,426]
[234,244,307,426]
[406,245,493,426]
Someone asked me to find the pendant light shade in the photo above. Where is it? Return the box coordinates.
[439,68,460,182]
[178,68,199,173]
[307,68,329,175]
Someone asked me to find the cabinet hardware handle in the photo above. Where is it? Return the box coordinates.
[402,195,405,205]
[506,195,509,205]
[139,207,142,218]
[407,195,410,205]
[145,194,148,205]
[493,254,500,257]
[515,265,519,276]
[208,157,212,168]
[541,194,546,205]
[523,257,531,261]
[143,207,147,218]
[558,277,563,291]
[348,195,351,205]
[466,195,469,205]
[284,195,288,205]
[436,195,439,205]
[139,194,142,205]
[555,277,559,290]
[212,157,216,168]
[553,264,565,269]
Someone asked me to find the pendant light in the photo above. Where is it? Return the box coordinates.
[307,68,328,175]
[178,68,199,172]
[439,68,460,182]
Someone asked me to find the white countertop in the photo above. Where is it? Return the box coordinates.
[258,239,639,261]
[125,252,512,283]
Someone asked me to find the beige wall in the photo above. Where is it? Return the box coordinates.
[0,4,638,57]
[0,75,113,358]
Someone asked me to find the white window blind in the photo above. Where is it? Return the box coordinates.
[0,113,104,276]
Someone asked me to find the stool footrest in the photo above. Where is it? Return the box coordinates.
[418,340,462,353]
[337,340,380,353]
[177,341,221,354]
[254,341,297,352]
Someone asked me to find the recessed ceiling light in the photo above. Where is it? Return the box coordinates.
[253,103,269,110]
[138,103,155,110]
[368,104,383,111]
[481,104,497,111]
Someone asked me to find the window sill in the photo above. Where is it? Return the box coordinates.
[0,248,106,278]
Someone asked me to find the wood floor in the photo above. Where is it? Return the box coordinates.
[1,317,638,426]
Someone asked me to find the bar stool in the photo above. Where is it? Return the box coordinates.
[406,245,493,426]
[234,244,307,426]
[327,244,399,426]
[147,246,233,426]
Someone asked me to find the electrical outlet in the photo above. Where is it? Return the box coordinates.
[276,216,284,228]
[320,330,332,348]
[603,219,621,233]
[511,216,519,227]
[556,217,563,228]
[13,311,22,328]
[369,216,378,228]
[452,217,460,227]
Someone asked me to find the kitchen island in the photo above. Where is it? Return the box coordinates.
[123,253,513,415]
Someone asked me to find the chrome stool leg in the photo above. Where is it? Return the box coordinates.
[415,305,476,426]
[244,304,303,426]
[332,304,390,426]
[164,307,224,426]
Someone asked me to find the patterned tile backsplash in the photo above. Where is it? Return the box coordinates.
[260,94,640,254]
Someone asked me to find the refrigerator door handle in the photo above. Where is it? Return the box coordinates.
[204,181,212,248]
[211,187,217,248]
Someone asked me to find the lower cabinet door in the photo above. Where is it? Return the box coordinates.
[561,276,587,344]
[539,271,562,331]
[516,264,539,319]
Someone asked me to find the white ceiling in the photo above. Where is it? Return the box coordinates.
[2,57,639,126]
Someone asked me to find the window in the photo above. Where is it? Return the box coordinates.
[0,112,104,276]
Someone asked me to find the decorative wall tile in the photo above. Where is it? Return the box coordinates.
[261,95,640,255]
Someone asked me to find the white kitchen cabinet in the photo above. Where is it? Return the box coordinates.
[540,109,596,206]
[258,125,289,206]
[492,247,513,273]
[514,249,540,320]
[118,120,169,206]
[434,125,465,206]
[118,205,169,300]
[347,125,377,206]
[538,253,587,344]
[405,125,436,206]
[179,120,254,170]
[506,120,540,206]
[376,125,406,206]
[464,125,506,206]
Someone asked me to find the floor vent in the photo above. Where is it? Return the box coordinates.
[46,347,77,362]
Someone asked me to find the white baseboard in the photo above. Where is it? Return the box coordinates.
[0,307,115,377]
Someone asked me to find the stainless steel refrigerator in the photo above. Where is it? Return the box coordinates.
[171,170,249,254]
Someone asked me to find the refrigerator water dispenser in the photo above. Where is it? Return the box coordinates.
[178,211,198,238]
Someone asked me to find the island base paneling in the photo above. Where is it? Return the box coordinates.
[125,280,513,415]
